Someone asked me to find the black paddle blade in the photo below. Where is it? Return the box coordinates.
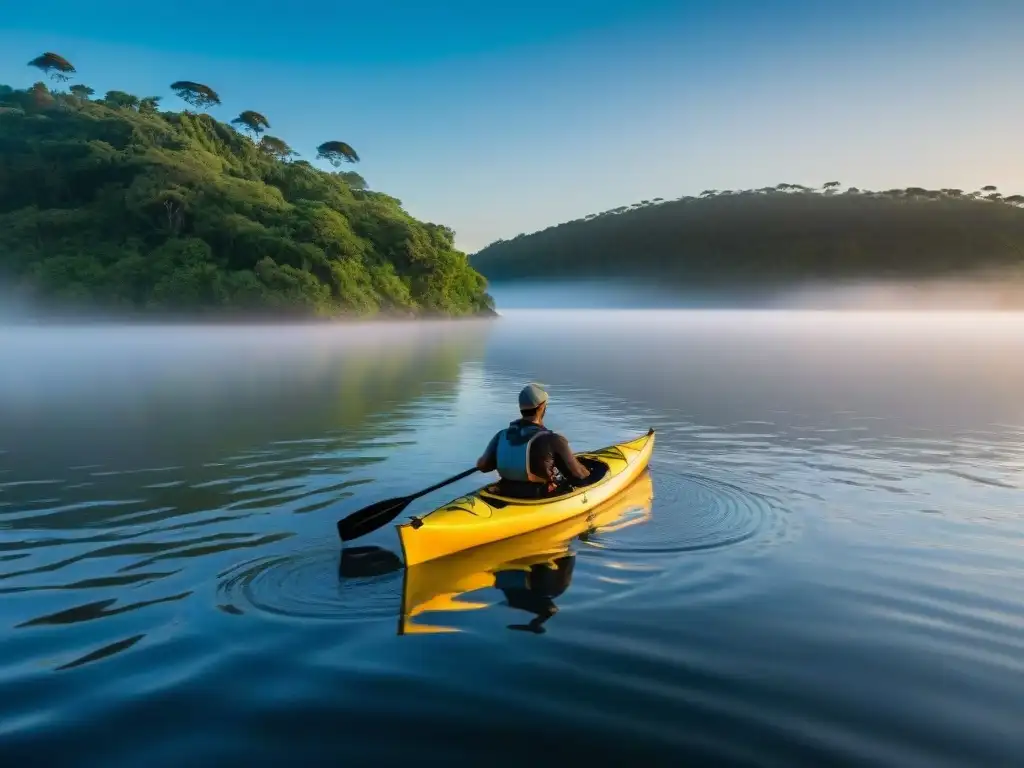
[336,496,410,542]
[338,545,403,578]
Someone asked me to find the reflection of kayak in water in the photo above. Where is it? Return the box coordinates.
[397,429,655,567]
[398,469,654,635]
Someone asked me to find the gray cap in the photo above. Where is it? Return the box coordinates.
[518,383,549,409]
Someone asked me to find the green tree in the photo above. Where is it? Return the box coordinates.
[29,82,54,109]
[170,81,221,110]
[317,140,360,166]
[259,135,297,161]
[335,171,367,190]
[28,52,76,82]
[231,110,270,140]
[105,90,140,110]
[69,84,94,100]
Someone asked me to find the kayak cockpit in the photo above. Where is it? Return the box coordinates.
[478,457,612,505]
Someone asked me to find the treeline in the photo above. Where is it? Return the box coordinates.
[0,52,494,319]
[471,183,1024,285]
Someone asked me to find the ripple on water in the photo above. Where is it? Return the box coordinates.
[562,466,794,615]
[216,545,403,623]
[582,468,788,558]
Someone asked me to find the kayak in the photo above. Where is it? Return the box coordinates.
[399,469,654,634]
[396,427,656,567]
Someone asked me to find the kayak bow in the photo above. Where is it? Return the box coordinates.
[396,428,655,567]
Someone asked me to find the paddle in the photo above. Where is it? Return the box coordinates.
[336,467,479,542]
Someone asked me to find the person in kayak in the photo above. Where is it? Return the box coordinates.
[475,383,592,498]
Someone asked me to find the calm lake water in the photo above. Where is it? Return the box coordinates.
[1,309,1022,766]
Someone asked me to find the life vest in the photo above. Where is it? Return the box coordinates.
[495,421,551,484]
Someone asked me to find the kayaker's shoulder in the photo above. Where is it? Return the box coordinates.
[539,430,571,449]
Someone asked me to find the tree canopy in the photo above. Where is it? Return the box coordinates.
[232,110,270,140]
[317,141,360,166]
[259,135,297,161]
[472,184,1024,286]
[28,52,76,82]
[169,81,222,110]
[0,56,494,320]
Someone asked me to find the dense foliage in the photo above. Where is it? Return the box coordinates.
[0,54,494,319]
[472,184,1024,285]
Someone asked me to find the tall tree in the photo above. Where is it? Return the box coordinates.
[169,81,221,110]
[316,140,360,166]
[259,135,297,161]
[231,110,270,140]
[69,84,94,100]
[28,52,76,82]
[139,96,162,113]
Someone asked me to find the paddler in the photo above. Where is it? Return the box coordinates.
[475,383,591,498]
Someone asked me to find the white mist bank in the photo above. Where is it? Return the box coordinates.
[488,273,1024,312]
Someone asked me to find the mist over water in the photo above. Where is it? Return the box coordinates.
[489,272,1024,311]
[0,297,1022,766]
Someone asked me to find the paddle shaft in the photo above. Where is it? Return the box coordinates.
[407,467,478,501]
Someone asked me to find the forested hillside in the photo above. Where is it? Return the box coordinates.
[472,184,1024,286]
[0,52,495,319]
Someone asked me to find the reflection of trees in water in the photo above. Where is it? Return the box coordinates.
[0,321,492,523]
[0,321,492,465]
[0,322,492,676]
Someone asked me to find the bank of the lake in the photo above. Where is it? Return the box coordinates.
[472,186,1024,298]
[1,309,1022,766]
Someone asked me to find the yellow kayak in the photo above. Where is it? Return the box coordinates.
[396,428,655,567]
[399,468,654,634]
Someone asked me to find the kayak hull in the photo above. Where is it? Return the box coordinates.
[396,428,655,566]
[399,469,654,634]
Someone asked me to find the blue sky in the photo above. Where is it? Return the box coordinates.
[2,0,1024,253]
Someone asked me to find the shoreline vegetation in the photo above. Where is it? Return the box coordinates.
[471,184,1024,296]
[0,52,496,321]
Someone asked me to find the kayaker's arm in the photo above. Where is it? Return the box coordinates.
[551,435,590,480]
[476,432,500,473]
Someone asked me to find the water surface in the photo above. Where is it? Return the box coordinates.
[1,310,1022,766]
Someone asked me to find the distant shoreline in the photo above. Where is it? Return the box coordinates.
[472,186,1024,293]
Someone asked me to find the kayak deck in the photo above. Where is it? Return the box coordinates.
[396,428,655,566]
